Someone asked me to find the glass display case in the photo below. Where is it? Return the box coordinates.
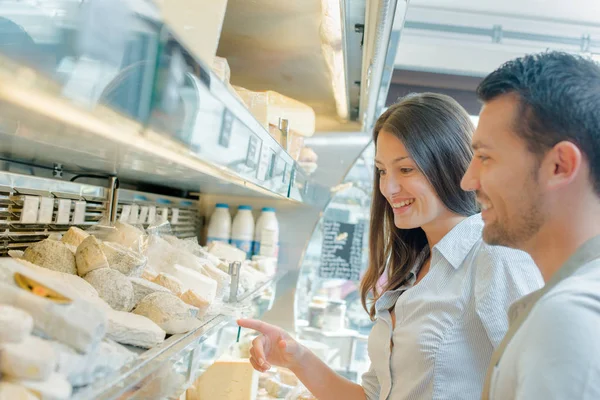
[295,142,375,382]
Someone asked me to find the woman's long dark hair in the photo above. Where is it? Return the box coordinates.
[360,93,478,320]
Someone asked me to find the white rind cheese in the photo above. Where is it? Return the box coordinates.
[129,277,170,306]
[23,240,77,275]
[133,292,200,334]
[195,359,258,399]
[84,268,135,312]
[0,335,56,380]
[152,273,184,296]
[0,281,107,354]
[104,222,145,250]
[51,339,135,387]
[0,305,33,343]
[172,264,217,303]
[101,242,146,277]
[60,227,90,247]
[198,261,231,299]
[75,236,109,276]
[5,372,72,400]
[0,382,38,400]
[106,309,166,348]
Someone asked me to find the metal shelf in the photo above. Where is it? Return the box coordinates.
[72,271,288,400]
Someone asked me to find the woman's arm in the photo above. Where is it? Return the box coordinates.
[237,319,367,400]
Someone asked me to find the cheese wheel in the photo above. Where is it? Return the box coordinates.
[76,236,109,276]
[84,268,135,311]
[133,292,200,334]
[0,305,33,343]
[23,240,77,275]
[60,227,90,247]
[0,335,57,380]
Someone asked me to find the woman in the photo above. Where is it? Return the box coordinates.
[239,93,543,400]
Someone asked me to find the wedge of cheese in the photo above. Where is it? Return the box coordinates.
[180,289,211,316]
[76,236,109,276]
[106,309,166,348]
[101,242,146,277]
[130,277,170,306]
[60,227,89,247]
[153,273,184,295]
[195,359,258,400]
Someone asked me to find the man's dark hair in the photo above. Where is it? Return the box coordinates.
[477,51,600,194]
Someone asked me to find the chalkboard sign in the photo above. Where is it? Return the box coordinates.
[319,220,365,281]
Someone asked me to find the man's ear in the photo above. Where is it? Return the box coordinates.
[542,141,582,190]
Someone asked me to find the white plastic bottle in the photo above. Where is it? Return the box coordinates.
[230,205,254,258]
[253,207,279,258]
[206,203,231,245]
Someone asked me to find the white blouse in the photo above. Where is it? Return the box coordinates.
[361,214,543,400]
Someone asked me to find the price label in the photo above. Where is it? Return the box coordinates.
[20,196,39,224]
[73,201,86,224]
[139,206,149,224]
[56,199,72,225]
[129,204,140,224]
[160,207,169,222]
[147,206,157,224]
[38,197,54,224]
[171,208,180,225]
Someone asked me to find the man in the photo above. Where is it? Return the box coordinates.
[461,51,600,399]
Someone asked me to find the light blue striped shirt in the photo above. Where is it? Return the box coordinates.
[361,214,543,400]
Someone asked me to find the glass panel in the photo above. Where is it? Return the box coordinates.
[295,141,375,382]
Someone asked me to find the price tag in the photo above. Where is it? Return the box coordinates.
[56,199,72,225]
[120,205,131,222]
[139,206,149,224]
[129,204,140,224]
[20,196,39,224]
[160,207,169,222]
[147,206,157,224]
[73,201,86,224]
[171,208,179,225]
[38,197,54,224]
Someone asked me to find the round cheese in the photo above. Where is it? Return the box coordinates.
[23,240,77,275]
[76,236,109,276]
[133,292,200,334]
[84,268,134,311]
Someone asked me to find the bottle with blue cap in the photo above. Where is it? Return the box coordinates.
[206,203,231,245]
[231,205,254,258]
[253,207,279,258]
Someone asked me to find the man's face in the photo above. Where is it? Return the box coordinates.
[461,94,547,248]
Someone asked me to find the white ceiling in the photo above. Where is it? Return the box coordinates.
[396,0,600,76]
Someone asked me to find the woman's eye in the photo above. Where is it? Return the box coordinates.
[477,155,489,162]
[377,169,386,176]
[400,168,413,174]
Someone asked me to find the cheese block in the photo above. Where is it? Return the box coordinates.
[23,240,77,275]
[195,359,258,399]
[0,382,38,400]
[199,260,231,299]
[133,292,200,334]
[130,277,170,306]
[0,280,107,353]
[207,241,246,262]
[141,267,159,281]
[232,86,316,137]
[75,236,109,276]
[179,289,211,316]
[60,227,89,247]
[0,335,56,380]
[106,309,166,348]
[13,258,102,305]
[265,377,293,398]
[153,273,184,296]
[51,339,135,387]
[172,264,217,302]
[84,268,135,312]
[101,242,146,277]
[0,305,33,343]
[104,222,145,250]
[5,372,72,400]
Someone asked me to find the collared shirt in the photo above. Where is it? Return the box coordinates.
[488,235,600,400]
[361,214,543,400]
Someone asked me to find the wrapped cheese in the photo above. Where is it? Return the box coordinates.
[153,273,184,296]
[60,227,90,247]
[133,292,201,334]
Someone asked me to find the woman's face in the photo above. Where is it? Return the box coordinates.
[375,129,449,230]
